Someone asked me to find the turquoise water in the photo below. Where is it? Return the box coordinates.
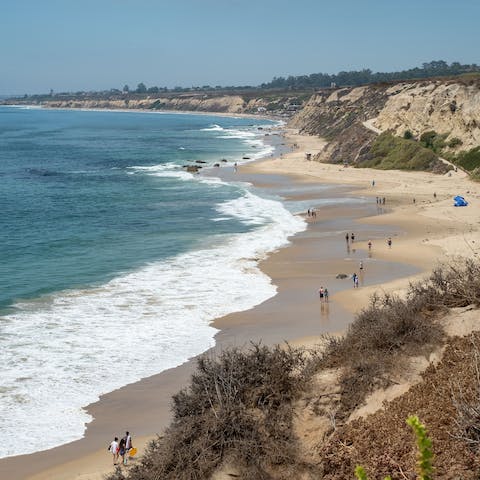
[1,108,269,309]
[0,107,306,457]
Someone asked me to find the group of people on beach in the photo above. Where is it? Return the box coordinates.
[307,208,316,218]
[318,286,329,303]
[108,431,134,466]
[344,234,394,289]
[345,232,356,242]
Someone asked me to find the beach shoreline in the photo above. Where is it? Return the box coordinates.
[2,129,479,480]
[1,103,280,123]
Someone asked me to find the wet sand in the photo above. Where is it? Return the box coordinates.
[0,132,454,480]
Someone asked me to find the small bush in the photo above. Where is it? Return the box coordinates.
[448,137,463,148]
[408,259,480,309]
[403,130,414,139]
[420,130,437,149]
[420,130,448,153]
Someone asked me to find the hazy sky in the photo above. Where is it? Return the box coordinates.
[2,0,479,95]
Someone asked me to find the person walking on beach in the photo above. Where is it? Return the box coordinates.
[359,261,364,272]
[125,431,132,450]
[387,237,392,248]
[118,436,127,465]
[324,288,329,303]
[368,240,372,251]
[345,233,349,242]
[109,437,119,465]
[123,431,133,465]
[352,273,358,288]
[351,232,355,242]
[319,286,325,303]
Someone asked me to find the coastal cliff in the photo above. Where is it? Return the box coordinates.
[6,92,309,117]
[43,94,249,113]
[289,78,480,168]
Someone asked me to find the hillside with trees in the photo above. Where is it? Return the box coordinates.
[260,60,480,90]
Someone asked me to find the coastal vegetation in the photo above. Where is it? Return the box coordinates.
[410,130,480,180]
[358,132,449,173]
[260,60,480,90]
[355,416,434,480]
[452,147,480,180]
[107,260,480,480]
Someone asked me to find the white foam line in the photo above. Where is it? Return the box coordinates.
[0,190,305,459]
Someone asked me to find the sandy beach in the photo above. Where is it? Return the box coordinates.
[2,129,479,480]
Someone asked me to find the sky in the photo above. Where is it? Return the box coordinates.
[1,0,479,95]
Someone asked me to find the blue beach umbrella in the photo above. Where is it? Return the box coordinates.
[453,195,468,207]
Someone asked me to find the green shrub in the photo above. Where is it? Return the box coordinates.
[420,130,447,153]
[407,415,434,480]
[470,167,480,181]
[420,130,437,149]
[403,130,414,139]
[359,132,447,172]
[448,137,463,148]
[456,146,480,171]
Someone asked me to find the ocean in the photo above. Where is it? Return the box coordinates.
[0,107,305,458]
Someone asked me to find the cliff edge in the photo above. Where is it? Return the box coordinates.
[289,78,480,169]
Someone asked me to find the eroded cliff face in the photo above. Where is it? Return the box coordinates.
[44,94,248,114]
[289,80,480,163]
[24,92,307,116]
[373,82,480,150]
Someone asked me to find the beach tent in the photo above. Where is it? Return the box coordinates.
[453,195,468,207]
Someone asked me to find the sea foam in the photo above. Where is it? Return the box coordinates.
[0,171,305,460]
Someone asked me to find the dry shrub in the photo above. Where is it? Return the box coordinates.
[324,290,442,417]
[107,344,313,480]
[322,259,480,418]
[451,336,480,450]
[408,258,480,309]
[106,260,480,479]
[318,334,480,479]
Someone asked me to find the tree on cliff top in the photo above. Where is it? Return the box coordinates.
[135,83,147,94]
